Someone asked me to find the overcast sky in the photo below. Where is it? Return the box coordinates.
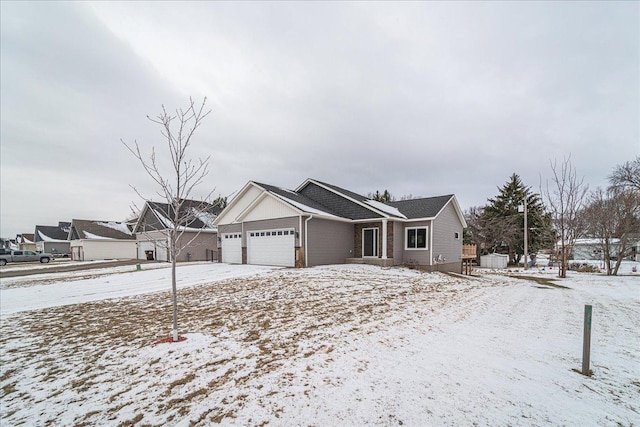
[1,1,638,238]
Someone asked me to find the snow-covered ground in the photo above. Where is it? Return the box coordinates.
[0,262,279,314]
[0,263,638,426]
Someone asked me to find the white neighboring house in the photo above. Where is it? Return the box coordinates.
[68,220,137,261]
[570,237,639,261]
[132,200,221,262]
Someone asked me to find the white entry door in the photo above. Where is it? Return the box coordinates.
[247,229,295,267]
[221,233,242,264]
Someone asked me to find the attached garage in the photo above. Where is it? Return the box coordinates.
[221,233,242,264]
[137,241,157,261]
[247,228,295,267]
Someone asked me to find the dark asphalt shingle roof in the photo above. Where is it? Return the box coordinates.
[34,223,71,241]
[70,220,135,240]
[253,182,340,216]
[148,199,222,229]
[388,195,454,219]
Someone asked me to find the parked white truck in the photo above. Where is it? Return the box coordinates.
[0,250,54,266]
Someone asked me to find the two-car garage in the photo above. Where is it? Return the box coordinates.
[221,229,295,267]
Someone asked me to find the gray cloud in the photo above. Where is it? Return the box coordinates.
[1,1,638,237]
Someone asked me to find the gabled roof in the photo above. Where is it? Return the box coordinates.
[390,194,467,227]
[297,179,407,220]
[136,199,222,232]
[17,233,35,244]
[253,182,339,217]
[388,195,454,219]
[217,178,466,225]
[70,219,135,240]
[34,223,71,242]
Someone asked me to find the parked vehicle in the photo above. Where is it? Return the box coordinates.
[0,250,54,266]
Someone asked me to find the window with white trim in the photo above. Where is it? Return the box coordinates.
[406,227,428,249]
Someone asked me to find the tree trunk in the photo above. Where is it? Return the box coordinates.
[612,234,628,276]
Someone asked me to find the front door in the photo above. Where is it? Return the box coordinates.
[363,228,379,257]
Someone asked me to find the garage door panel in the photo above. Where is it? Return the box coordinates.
[222,233,242,264]
[248,229,294,267]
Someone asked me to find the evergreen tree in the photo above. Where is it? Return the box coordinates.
[481,174,553,265]
[368,190,394,203]
[213,194,228,209]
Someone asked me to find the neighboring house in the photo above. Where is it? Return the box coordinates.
[68,220,136,261]
[213,179,467,272]
[571,237,640,261]
[132,200,222,262]
[16,233,36,251]
[0,238,17,250]
[34,222,71,256]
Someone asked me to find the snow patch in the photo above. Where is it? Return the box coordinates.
[96,221,132,235]
[364,199,407,218]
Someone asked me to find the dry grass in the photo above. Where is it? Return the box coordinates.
[0,267,491,426]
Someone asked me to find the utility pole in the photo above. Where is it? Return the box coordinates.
[524,196,528,270]
[519,196,529,270]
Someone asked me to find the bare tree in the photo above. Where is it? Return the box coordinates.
[609,157,640,191]
[582,188,616,274]
[122,97,213,341]
[543,156,588,278]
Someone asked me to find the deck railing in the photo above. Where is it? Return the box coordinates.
[462,244,477,259]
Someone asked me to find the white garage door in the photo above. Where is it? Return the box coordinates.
[248,229,295,267]
[221,233,242,264]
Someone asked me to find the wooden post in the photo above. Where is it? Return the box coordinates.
[582,305,592,376]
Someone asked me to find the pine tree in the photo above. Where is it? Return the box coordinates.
[369,190,394,203]
[481,174,553,265]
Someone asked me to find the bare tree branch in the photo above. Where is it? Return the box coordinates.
[122,97,214,342]
[543,155,588,278]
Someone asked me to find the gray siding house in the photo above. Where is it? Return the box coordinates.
[34,222,71,256]
[132,199,222,262]
[214,179,467,272]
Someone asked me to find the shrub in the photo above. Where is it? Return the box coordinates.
[568,262,600,273]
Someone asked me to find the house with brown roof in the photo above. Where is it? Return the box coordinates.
[68,219,136,261]
[213,179,467,272]
[16,233,36,252]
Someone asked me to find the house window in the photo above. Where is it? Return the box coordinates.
[454,232,460,239]
[406,227,428,250]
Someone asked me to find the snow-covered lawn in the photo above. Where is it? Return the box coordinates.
[0,263,638,426]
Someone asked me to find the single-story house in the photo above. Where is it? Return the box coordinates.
[570,237,640,261]
[16,233,36,252]
[133,199,222,262]
[213,179,467,272]
[68,219,137,261]
[34,222,71,256]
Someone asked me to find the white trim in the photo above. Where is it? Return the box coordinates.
[381,220,388,259]
[405,226,429,250]
[213,181,262,225]
[304,215,313,267]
